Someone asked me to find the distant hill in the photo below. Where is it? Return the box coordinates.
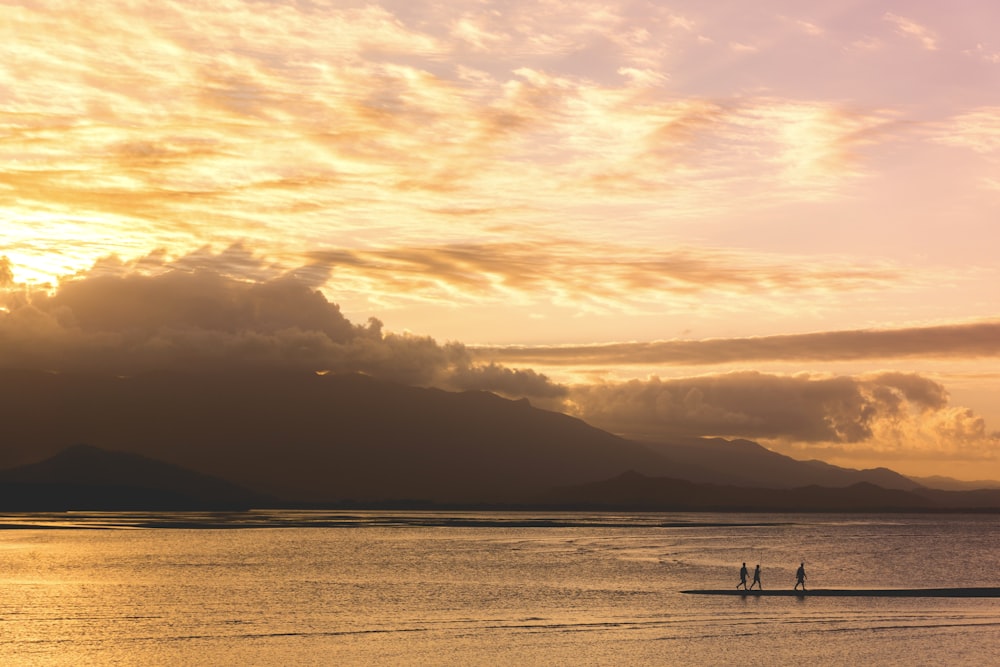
[0,369,986,509]
[4,443,999,513]
[0,370,702,503]
[540,470,1000,512]
[907,475,1000,491]
[0,444,271,510]
[640,438,923,491]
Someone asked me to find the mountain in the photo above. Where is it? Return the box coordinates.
[0,444,270,510]
[641,438,923,491]
[907,475,1000,491]
[0,369,709,504]
[540,470,1000,512]
[0,368,980,509]
[910,487,1000,509]
[7,445,999,513]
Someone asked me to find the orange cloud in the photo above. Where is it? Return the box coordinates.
[563,371,997,461]
[306,240,903,312]
[0,257,12,288]
[1,251,994,465]
[2,0,917,290]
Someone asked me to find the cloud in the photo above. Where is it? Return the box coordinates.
[934,108,1000,154]
[564,371,996,460]
[617,67,667,86]
[0,251,561,397]
[475,321,1000,366]
[2,250,994,466]
[884,13,938,51]
[307,240,904,312]
[3,0,915,291]
[967,43,1000,64]
[729,41,758,54]
[449,362,567,398]
[849,36,883,52]
[0,257,12,289]
[793,19,823,37]
[731,100,903,189]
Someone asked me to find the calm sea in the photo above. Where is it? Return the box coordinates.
[1,511,998,665]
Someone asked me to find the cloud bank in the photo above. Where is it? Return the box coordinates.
[475,322,1000,366]
[3,251,996,468]
[0,253,563,398]
[564,372,993,457]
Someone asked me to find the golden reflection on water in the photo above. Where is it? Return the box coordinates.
[2,513,1000,666]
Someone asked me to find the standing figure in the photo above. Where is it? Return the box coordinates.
[794,562,807,591]
[737,562,749,590]
[749,563,762,590]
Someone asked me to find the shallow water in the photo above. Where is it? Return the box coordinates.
[1,512,999,665]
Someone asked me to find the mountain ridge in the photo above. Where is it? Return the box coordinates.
[0,443,270,510]
[3,444,1000,512]
[640,437,922,490]
[539,470,1000,512]
[0,369,996,508]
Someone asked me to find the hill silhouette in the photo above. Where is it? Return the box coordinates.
[0,369,994,509]
[907,474,1000,491]
[642,437,922,490]
[0,370,695,503]
[540,470,1000,512]
[0,444,270,510]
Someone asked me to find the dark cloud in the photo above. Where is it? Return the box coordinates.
[478,322,1000,366]
[2,251,993,463]
[45,270,357,341]
[0,254,562,397]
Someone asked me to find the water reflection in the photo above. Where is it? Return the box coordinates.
[0,509,800,530]
[1,512,999,665]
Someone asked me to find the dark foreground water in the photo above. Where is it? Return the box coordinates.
[2,511,999,665]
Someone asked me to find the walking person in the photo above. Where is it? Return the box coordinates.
[794,562,807,591]
[737,562,749,590]
[749,563,762,590]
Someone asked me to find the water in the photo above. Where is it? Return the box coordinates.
[1,512,999,665]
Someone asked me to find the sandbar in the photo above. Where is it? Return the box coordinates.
[681,588,1000,597]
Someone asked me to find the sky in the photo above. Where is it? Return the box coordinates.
[1,0,998,480]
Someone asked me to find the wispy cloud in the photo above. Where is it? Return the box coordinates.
[934,107,1000,153]
[729,41,759,54]
[476,321,1000,366]
[967,43,1000,64]
[1,1,913,287]
[792,19,824,37]
[305,240,904,313]
[884,12,939,51]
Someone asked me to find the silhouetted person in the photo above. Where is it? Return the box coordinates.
[737,562,749,590]
[794,562,806,591]
[749,563,762,590]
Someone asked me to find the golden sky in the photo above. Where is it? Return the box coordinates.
[2,1,999,479]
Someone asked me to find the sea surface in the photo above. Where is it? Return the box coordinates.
[1,511,999,665]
